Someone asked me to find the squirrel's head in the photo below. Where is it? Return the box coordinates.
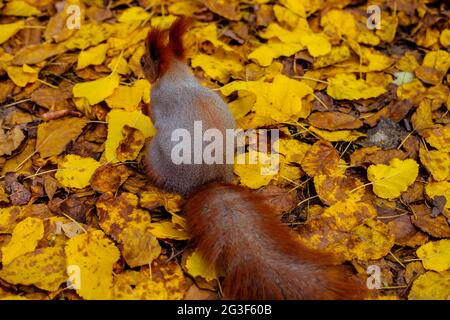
[142,17,191,83]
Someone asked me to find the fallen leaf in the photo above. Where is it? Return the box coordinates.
[65,229,120,300]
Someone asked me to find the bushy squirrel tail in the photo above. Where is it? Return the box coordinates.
[184,183,369,300]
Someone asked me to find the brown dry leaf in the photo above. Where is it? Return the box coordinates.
[401,181,425,204]
[116,125,145,162]
[308,112,363,130]
[43,175,59,200]
[350,147,407,167]
[410,204,450,238]
[255,185,296,214]
[4,173,30,206]
[119,224,161,268]
[387,215,428,247]
[404,261,425,284]
[365,100,414,127]
[91,164,130,193]
[0,126,25,157]
[30,84,73,111]
[301,140,341,177]
[36,117,88,158]
[12,43,67,65]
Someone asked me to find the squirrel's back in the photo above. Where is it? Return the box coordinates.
[142,19,236,195]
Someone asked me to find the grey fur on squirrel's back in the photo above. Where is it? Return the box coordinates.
[146,60,236,195]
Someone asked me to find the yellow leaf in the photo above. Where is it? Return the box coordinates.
[248,41,303,66]
[105,80,150,111]
[279,0,306,16]
[409,271,450,300]
[65,230,120,300]
[112,271,168,299]
[113,258,188,299]
[0,206,22,233]
[168,1,204,16]
[412,99,434,131]
[422,126,450,152]
[261,22,309,43]
[117,7,151,22]
[1,217,44,265]
[301,33,331,57]
[320,9,358,40]
[415,50,450,85]
[107,55,130,75]
[73,73,120,105]
[3,1,41,16]
[233,151,278,189]
[55,154,101,189]
[5,65,39,87]
[77,43,108,69]
[191,53,243,82]
[0,247,66,291]
[192,24,233,52]
[139,188,183,213]
[419,147,450,181]
[417,240,450,272]
[273,5,299,29]
[298,200,394,261]
[0,20,25,45]
[440,29,450,47]
[276,139,310,164]
[185,250,218,282]
[227,92,255,120]
[396,79,426,102]
[309,126,365,142]
[221,74,312,124]
[367,158,419,199]
[327,73,386,100]
[65,23,109,50]
[148,221,190,241]
[104,109,155,162]
[36,117,88,158]
[97,192,151,241]
[425,181,450,209]
[314,175,365,206]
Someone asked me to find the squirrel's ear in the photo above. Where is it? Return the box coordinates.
[168,17,192,60]
[146,27,166,62]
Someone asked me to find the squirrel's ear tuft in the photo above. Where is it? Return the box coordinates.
[168,17,192,60]
[146,27,166,62]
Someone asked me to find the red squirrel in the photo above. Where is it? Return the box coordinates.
[141,18,369,300]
